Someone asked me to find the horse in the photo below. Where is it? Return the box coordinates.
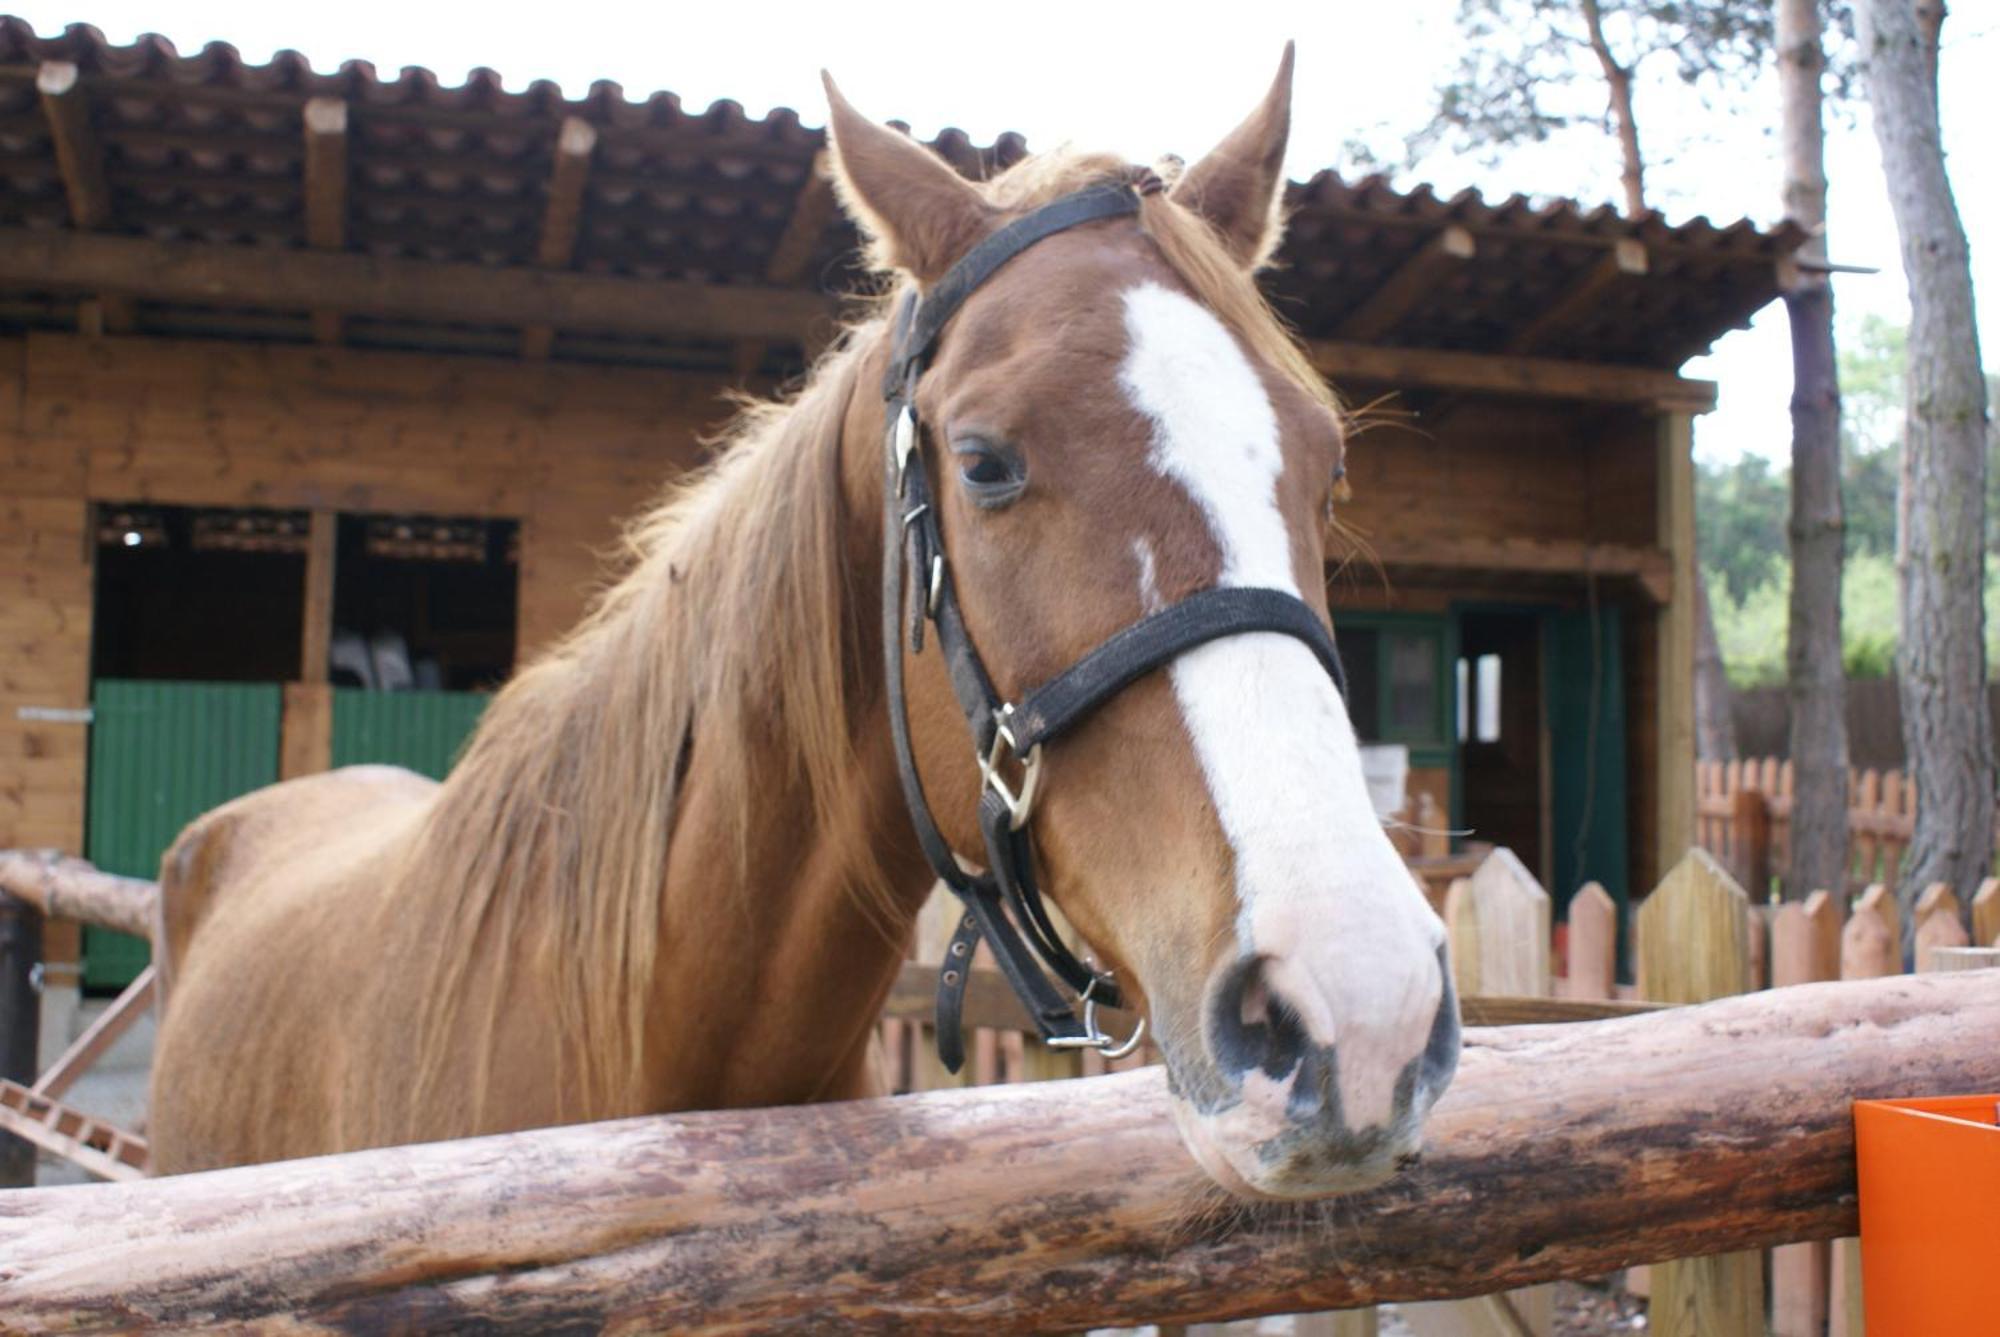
[149,47,1459,1200]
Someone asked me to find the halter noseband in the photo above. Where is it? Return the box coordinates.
[883,179,1351,1072]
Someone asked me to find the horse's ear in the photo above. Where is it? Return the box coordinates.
[1169,43,1295,270]
[822,72,994,284]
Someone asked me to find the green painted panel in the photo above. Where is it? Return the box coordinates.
[85,679,282,989]
[1545,607,1630,974]
[331,689,489,781]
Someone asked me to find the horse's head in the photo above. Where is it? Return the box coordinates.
[826,49,1458,1200]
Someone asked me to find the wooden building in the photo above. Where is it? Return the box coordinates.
[0,20,1797,1014]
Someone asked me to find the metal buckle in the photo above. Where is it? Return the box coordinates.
[1045,974,1147,1058]
[978,703,1043,831]
[891,404,918,490]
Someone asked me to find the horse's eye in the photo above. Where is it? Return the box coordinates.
[952,439,1026,507]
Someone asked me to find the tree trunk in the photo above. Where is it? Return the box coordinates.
[1862,0,1994,928]
[1695,570,1739,761]
[1579,0,1646,216]
[1780,0,1850,902]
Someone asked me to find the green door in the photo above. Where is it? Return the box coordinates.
[1544,607,1629,964]
[85,679,283,989]
[331,689,489,780]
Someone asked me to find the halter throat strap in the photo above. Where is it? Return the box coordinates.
[879,180,1350,1073]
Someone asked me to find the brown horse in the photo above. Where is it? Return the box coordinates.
[150,49,1458,1199]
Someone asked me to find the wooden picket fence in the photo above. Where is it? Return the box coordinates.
[879,849,2000,1337]
[1695,757,2000,895]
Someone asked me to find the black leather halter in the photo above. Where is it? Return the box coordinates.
[883,179,1351,1072]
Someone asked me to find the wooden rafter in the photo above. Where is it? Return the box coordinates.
[1503,238,1648,356]
[302,97,349,344]
[1357,532,1675,604]
[1311,337,1713,412]
[520,117,598,360]
[1336,224,1476,342]
[731,151,837,381]
[36,60,133,335]
[0,225,834,345]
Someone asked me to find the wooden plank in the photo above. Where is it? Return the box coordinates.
[1445,848,1551,998]
[1637,848,1761,1337]
[0,851,156,939]
[0,226,835,344]
[1336,225,1477,342]
[519,117,598,361]
[300,510,335,684]
[302,97,349,346]
[0,1078,147,1182]
[1562,881,1618,1001]
[280,682,333,781]
[1770,892,1838,1337]
[1309,340,1715,411]
[31,965,154,1101]
[1365,533,1672,603]
[1973,877,2000,947]
[1502,240,1647,356]
[5,970,1995,1330]
[36,62,110,230]
[1654,411,1698,882]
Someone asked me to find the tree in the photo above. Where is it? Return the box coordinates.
[1779,0,1850,902]
[1859,0,1994,923]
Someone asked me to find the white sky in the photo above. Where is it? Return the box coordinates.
[16,0,1997,464]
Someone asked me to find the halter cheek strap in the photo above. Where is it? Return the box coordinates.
[882,179,1351,1073]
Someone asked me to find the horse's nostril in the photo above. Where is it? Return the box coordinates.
[1209,956,1309,1080]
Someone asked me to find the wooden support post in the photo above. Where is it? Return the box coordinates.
[280,684,333,780]
[1912,882,1970,972]
[300,510,335,684]
[1561,881,1618,1000]
[520,116,598,360]
[1655,410,1698,882]
[1335,225,1477,342]
[1639,849,1762,1337]
[1972,877,2000,946]
[30,965,153,1103]
[302,97,350,344]
[1770,891,1839,1337]
[1830,883,1902,1337]
[0,895,42,1188]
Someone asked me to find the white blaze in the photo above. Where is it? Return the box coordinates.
[1117,282,1442,1129]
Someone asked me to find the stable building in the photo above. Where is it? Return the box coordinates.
[0,19,1797,1014]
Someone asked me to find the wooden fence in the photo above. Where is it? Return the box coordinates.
[1695,756,2000,895]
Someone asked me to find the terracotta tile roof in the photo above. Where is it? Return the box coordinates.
[0,18,1800,375]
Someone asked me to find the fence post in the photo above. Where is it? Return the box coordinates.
[1562,882,1618,1001]
[1770,891,1839,1337]
[1731,786,1771,900]
[1972,878,2000,947]
[1912,883,1970,973]
[1830,885,1902,1337]
[1638,849,1762,1337]
[0,894,42,1188]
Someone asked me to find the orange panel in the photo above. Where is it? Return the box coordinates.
[1855,1093,2000,1335]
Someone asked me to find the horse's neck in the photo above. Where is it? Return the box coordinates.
[636,340,935,1110]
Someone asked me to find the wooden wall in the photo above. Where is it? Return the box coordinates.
[0,330,1682,970]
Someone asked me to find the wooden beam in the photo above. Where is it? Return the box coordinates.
[731,152,838,381]
[302,97,349,346]
[1360,533,1674,604]
[0,852,156,941]
[36,62,110,230]
[1311,339,1714,412]
[1336,225,1476,342]
[1503,239,1648,356]
[519,117,598,360]
[0,226,834,344]
[31,966,154,1102]
[0,972,1994,1329]
[37,61,134,335]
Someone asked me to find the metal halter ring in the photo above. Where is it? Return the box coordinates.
[1045,974,1148,1059]
[977,703,1043,830]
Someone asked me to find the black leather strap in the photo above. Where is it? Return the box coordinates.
[1012,587,1349,752]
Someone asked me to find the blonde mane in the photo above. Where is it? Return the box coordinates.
[398,143,1342,1122]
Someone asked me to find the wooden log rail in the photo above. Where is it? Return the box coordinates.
[0,971,1992,1333]
[0,850,156,941]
